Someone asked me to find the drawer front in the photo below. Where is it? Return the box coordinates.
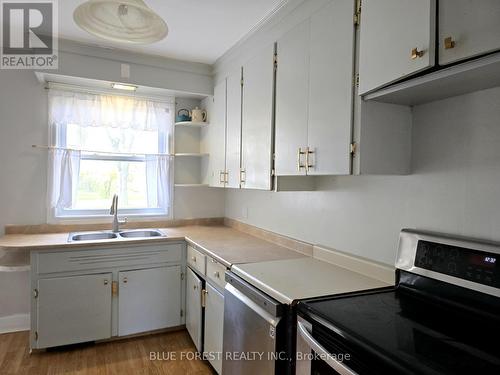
[36,244,183,274]
[187,245,206,276]
[206,257,227,291]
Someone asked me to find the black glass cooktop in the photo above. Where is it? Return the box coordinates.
[299,283,500,375]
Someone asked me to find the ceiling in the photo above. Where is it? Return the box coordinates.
[58,0,286,64]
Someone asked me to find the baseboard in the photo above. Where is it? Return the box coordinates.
[0,313,30,334]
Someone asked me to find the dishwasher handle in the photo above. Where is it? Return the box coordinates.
[225,283,281,327]
[297,321,359,375]
[225,271,283,317]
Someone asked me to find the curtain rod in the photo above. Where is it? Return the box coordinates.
[32,144,174,157]
[45,82,176,105]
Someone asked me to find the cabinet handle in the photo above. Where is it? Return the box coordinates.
[297,148,306,171]
[411,47,424,59]
[240,168,246,184]
[224,171,229,184]
[305,147,314,172]
[191,256,197,263]
[444,36,455,50]
[194,285,197,290]
[219,171,225,184]
[201,289,208,307]
[123,277,128,284]
[213,271,220,279]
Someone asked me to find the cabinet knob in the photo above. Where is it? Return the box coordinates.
[193,285,197,290]
[123,277,128,284]
[444,36,455,50]
[411,47,425,59]
[214,271,220,279]
[191,256,197,263]
[104,280,109,285]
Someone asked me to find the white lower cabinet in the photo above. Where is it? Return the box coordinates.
[30,243,185,350]
[204,282,225,375]
[118,266,182,336]
[36,273,112,349]
[186,267,203,351]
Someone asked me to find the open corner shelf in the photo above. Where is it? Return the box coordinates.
[175,121,209,127]
[174,184,209,187]
[174,153,209,157]
[363,52,500,106]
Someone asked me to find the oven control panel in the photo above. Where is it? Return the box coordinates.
[415,240,499,288]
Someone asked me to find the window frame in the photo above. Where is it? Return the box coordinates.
[48,93,174,222]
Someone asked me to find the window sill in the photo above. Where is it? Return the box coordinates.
[48,212,172,225]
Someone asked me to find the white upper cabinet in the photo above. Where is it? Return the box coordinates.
[275,19,310,176]
[307,0,355,175]
[208,80,227,187]
[275,0,355,176]
[439,0,500,66]
[241,43,275,190]
[359,0,436,95]
[225,68,243,188]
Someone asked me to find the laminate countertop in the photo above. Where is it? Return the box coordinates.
[232,257,391,304]
[0,226,307,268]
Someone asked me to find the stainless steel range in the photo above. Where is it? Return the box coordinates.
[296,229,500,374]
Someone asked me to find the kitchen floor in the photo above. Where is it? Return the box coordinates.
[0,330,215,375]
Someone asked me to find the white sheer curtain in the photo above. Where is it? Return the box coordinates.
[48,89,171,131]
[47,88,174,218]
[146,155,172,209]
[48,149,82,209]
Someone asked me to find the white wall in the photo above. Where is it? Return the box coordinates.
[225,86,500,265]
[0,48,224,322]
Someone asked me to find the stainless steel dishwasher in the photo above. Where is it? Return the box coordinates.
[222,271,287,375]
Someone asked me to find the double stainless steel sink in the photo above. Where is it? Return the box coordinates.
[68,229,166,242]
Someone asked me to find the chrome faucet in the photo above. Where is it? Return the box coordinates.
[110,194,127,233]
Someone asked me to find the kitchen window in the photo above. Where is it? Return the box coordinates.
[47,87,174,221]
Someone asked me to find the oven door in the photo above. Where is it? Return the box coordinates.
[296,316,358,375]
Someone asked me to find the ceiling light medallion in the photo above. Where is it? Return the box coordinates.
[73,0,168,44]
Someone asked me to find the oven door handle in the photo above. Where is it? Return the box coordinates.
[297,321,359,375]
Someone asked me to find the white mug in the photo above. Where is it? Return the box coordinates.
[190,107,207,122]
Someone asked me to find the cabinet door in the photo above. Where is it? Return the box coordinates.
[186,268,203,351]
[208,80,227,187]
[225,68,242,188]
[307,0,355,175]
[36,273,112,348]
[241,44,275,190]
[204,283,224,374]
[359,0,436,95]
[118,266,181,336]
[439,0,500,65]
[275,19,310,176]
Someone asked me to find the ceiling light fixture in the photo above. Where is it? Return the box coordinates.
[112,82,137,91]
[74,0,168,44]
